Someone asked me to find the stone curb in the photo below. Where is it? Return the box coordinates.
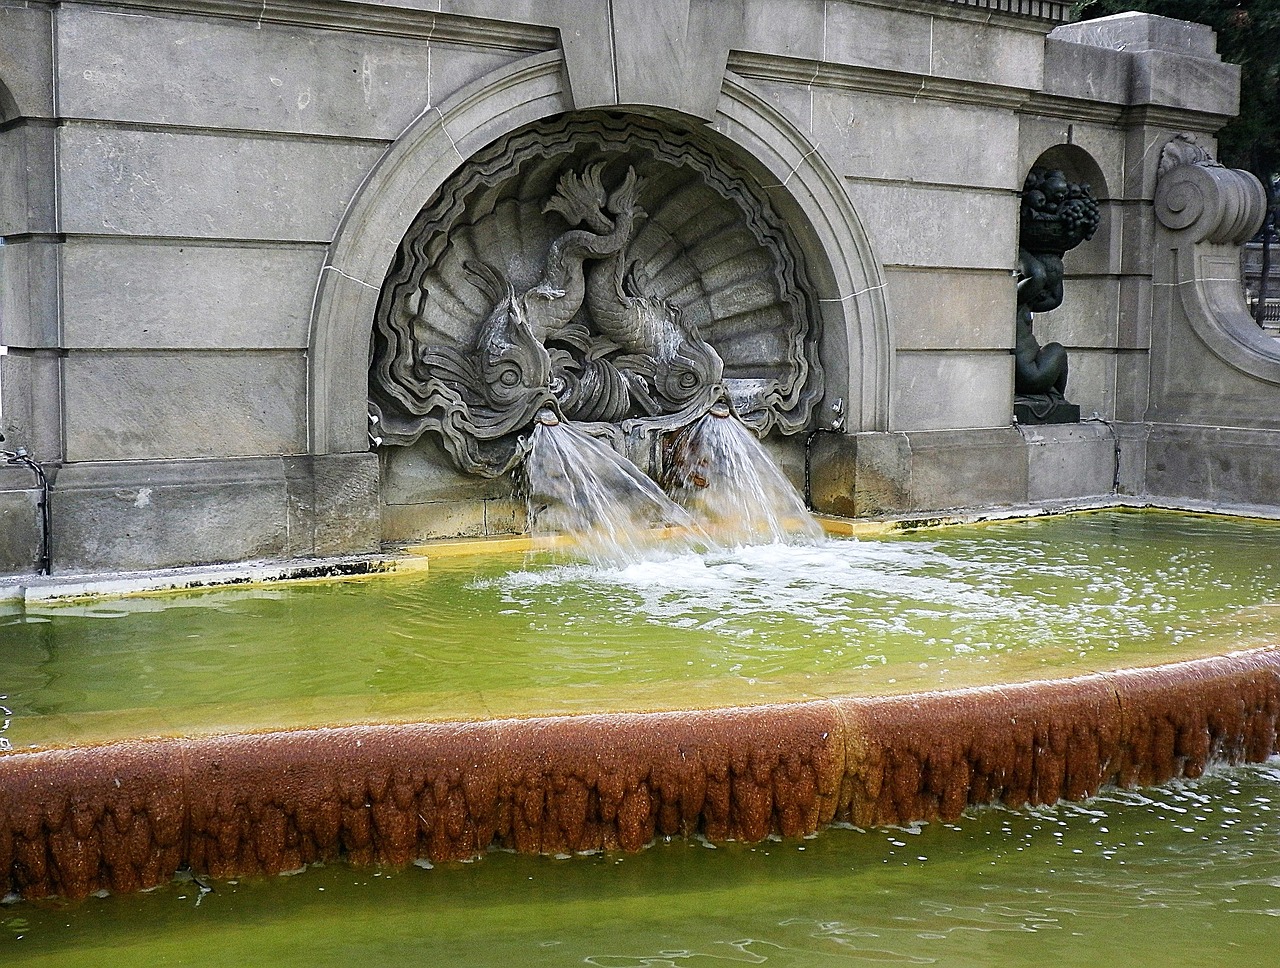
[3,648,1276,900]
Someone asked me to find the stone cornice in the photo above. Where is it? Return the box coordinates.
[727,52,1035,112]
[1020,92,1127,126]
[1118,104,1236,134]
[830,0,1063,32]
[64,0,559,50]
[733,52,1240,133]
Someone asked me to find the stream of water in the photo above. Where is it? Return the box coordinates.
[523,410,821,564]
[523,419,709,564]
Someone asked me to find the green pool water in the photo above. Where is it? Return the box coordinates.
[5,759,1278,966]
[2,510,1278,749]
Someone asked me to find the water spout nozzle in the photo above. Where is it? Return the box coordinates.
[710,401,731,419]
[535,406,561,427]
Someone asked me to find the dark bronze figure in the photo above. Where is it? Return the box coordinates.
[1014,168,1100,424]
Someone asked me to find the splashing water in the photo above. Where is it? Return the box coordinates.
[663,407,824,546]
[523,418,709,565]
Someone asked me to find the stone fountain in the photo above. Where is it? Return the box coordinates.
[1,0,1279,910]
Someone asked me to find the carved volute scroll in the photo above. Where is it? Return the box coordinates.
[1155,133,1266,246]
[369,113,823,478]
[1153,132,1276,385]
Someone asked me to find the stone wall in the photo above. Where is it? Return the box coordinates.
[0,0,1275,575]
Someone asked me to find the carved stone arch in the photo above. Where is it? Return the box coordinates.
[309,51,573,455]
[714,72,891,433]
[309,54,891,457]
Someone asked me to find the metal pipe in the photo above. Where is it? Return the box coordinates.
[1,433,51,575]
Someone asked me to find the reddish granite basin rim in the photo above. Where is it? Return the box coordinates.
[3,648,1278,901]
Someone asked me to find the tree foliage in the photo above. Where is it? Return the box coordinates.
[1071,0,1280,187]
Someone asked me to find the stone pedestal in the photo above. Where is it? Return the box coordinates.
[1014,397,1080,425]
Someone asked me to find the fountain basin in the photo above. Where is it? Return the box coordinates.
[2,509,1279,901]
[2,650,1278,901]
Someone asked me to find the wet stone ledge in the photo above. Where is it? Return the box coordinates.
[1,650,1277,900]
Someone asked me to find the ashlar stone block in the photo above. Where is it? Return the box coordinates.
[823,3,932,76]
[929,18,1044,91]
[0,347,62,463]
[1051,12,1218,58]
[1130,50,1239,117]
[842,181,1016,270]
[1058,349,1118,421]
[1040,38,1129,106]
[885,268,1014,351]
[61,241,326,350]
[0,238,59,348]
[1113,350,1151,424]
[1117,274,1153,350]
[55,8,525,141]
[1020,423,1117,502]
[808,429,908,518]
[0,121,56,236]
[611,0,740,119]
[50,459,291,572]
[1050,14,1238,116]
[57,124,386,241]
[1144,425,1280,508]
[63,351,307,462]
[738,0,825,61]
[1039,277,1121,349]
[283,453,381,558]
[381,435,518,506]
[904,427,1029,511]
[809,427,1034,517]
[0,477,42,575]
[382,499,525,543]
[892,351,1014,432]
[811,90,1019,190]
[50,453,383,572]
[0,4,55,119]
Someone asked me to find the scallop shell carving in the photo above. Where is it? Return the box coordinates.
[370,113,823,478]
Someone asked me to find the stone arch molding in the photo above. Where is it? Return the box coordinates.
[1153,133,1277,385]
[309,51,890,456]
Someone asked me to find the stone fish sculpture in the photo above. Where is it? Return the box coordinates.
[370,165,646,475]
[416,261,554,461]
[370,115,823,480]
[584,249,724,431]
[1014,167,1100,424]
[373,165,730,473]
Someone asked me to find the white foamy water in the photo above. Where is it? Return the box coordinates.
[487,538,1032,650]
[478,517,1263,660]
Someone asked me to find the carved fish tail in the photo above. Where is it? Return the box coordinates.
[542,162,611,233]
